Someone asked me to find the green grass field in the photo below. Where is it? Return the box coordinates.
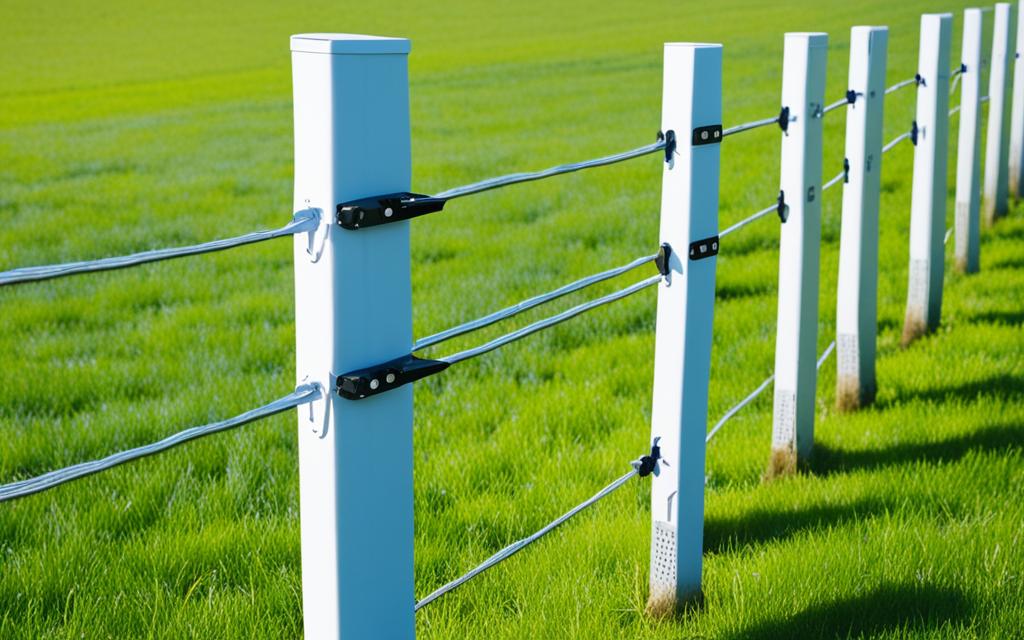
[2,0,1023,637]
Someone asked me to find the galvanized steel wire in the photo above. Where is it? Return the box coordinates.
[0,384,322,502]
[414,252,658,351]
[440,274,662,365]
[0,210,320,287]
[722,114,780,138]
[885,76,918,95]
[433,139,666,200]
[415,461,641,611]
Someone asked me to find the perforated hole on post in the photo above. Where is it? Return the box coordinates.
[650,520,677,592]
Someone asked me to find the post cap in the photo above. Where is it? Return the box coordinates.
[290,34,411,55]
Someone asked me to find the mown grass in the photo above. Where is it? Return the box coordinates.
[2,0,1023,637]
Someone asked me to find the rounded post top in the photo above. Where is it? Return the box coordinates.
[290,34,410,55]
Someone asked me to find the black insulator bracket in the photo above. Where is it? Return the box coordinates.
[778,106,791,134]
[846,89,859,105]
[637,437,663,477]
[691,124,723,146]
[655,243,673,276]
[336,192,447,230]
[689,235,719,261]
[337,354,450,400]
[777,190,789,223]
[910,121,920,146]
[915,73,926,87]
[658,129,678,162]
[843,157,851,184]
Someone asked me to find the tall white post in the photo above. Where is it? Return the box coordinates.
[983,3,1015,225]
[647,42,721,616]
[955,9,985,274]
[1009,0,1024,197]
[902,14,952,347]
[835,26,888,412]
[769,33,827,475]
[291,34,415,640]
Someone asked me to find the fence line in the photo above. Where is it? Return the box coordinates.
[0,210,319,287]
[414,251,660,351]
[0,384,322,502]
[885,75,919,94]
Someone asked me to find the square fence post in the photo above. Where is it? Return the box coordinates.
[769,33,828,475]
[647,42,721,616]
[291,34,415,640]
[955,9,985,274]
[1010,1,1024,198]
[983,3,1016,225]
[835,26,888,412]
[903,14,952,347]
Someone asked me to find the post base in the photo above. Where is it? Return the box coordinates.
[764,446,798,481]
[836,376,876,412]
[900,313,928,348]
[645,587,704,618]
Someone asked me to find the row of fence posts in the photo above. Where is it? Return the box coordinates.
[287,4,1024,636]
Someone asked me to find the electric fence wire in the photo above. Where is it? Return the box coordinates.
[722,114,780,138]
[885,76,919,95]
[823,96,850,115]
[705,341,835,444]
[0,210,320,287]
[0,384,322,502]
[949,104,961,117]
[414,252,659,351]
[439,274,663,365]
[434,139,666,200]
[415,460,642,611]
[882,130,912,154]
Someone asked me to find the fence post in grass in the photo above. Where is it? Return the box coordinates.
[1009,0,1024,198]
[647,42,721,616]
[983,3,1015,225]
[290,34,415,640]
[902,14,952,347]
[955,9,985,274]
[768,33,827,476]
[835,26,888,412]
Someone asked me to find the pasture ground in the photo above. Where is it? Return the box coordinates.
[1,0,1022,637]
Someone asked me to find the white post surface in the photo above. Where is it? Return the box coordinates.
[291,34,415,640]
[955,9,985,273]
[903,14,952,346]
[647,42,721,615]
[983,3,1015,224]
[1009,0,1024,197]
[769,33,827,474]
[835,26,887,411]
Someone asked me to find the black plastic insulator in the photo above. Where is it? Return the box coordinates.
[778,106,791,134]
[659,129,677,162]
[915,73,926,87]
[846,89,858,104]
[655,243,673,276]
[777,190,789,223]
[910,121,919,146]
[843,157,851,184]
[637,440,662,478]
[336,192,446,230]
[337,354,450,400]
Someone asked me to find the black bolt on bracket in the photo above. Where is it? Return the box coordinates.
[778,106,791,134]
[910,121,919,146]
[777,190,789,223]
[688,235,719,261]
[337,354,450,400]
[336,192,446,230]
[691,124,723,146]
[843,157,851,183]
[655,243,673,276]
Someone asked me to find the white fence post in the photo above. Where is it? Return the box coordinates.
[983,3,1015,225]
[955,9,985,274]
[1009,0,1024,198]
[769,33,827,475]
[902,14,952,347]
[647,42,721,616]
[835,26,888,412]
[291,34,415,640]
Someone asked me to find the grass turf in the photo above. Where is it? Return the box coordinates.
[2,0,1023,637]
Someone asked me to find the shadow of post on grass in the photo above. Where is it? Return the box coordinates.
[726,583,972,640]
